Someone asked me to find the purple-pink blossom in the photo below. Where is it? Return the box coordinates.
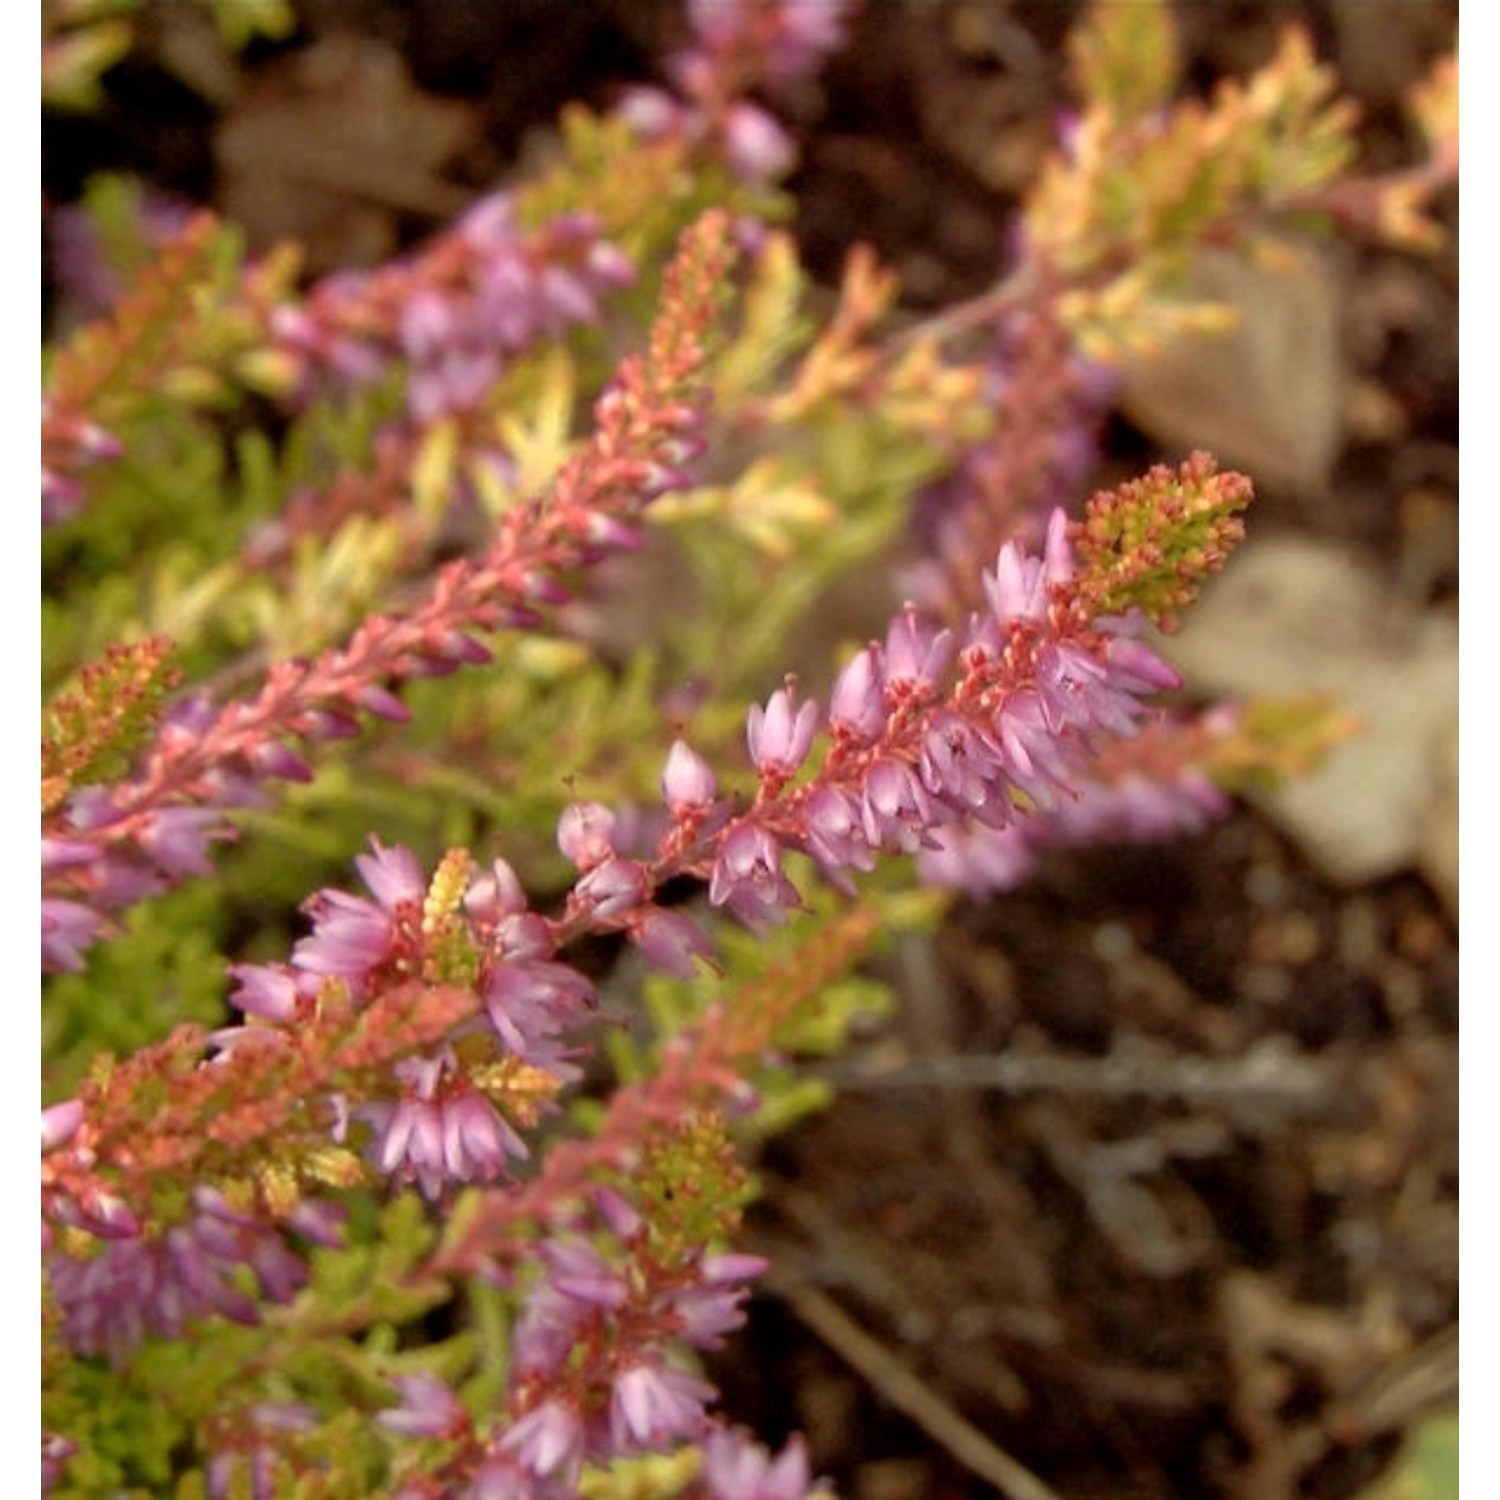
[829,644,887,740]
[288,837,426,984]
[498,1399,585,1484]
[746,683,819,779]
[609,1360,716,1452]
[274,194,635,421]
[701,1427,829,1500]
[379,1372,470,1440]
[364,1051,529,1199]
[709,823,803,930]
[662,738,718,812]
[47,1188,329,1362]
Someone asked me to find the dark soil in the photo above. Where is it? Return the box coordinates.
[43,4,1459,1497]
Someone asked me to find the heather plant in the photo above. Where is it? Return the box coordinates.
[40,2,1456,1495]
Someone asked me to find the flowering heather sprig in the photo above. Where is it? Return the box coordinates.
[667,502,1195,932]
[271,192,635,422]
[45,1187,339,1364]
[470,478,1238,1011]
[621,0,855,185]
[40,969,476,1358]
[903,450,1251,897]
[42,841,574,1361]
[42,211,223,525]
[40,211,736,973]
[379,1171,768,1495]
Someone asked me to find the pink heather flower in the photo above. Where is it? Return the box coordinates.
[801,785,876,878]
[860,757,938,853]
[608,1361,716,1452]
[354,684,412,723]
[722,102,796,181]
[40,835,98,874]
[630,906,717,978]
[665,1252,767,1349]
[465,856,531,924]
[1102,633,1184,695]
[293,839,424,981]
[245,739,315,782]
[482,958,595,1075]
[686,0,850,89]
[498,1400,585,1484]
[379,1373,470,1440]
[48,1189,314,1361]
[41,1100,84,1153]
[42,1432,77,1495]
[1037,637,1176,739]
[410,354,500,424]
[701,1251,771,1285]
[537,265,599,328]
[982,508,1074,625]
[618,85,688,141]
[293,890,398,980]
[227,963,311,1024]
[746,684,819,778]
[592,1186,644,1240]
[48,1184,141,1241]
[828,644,887,740]
[918,711,1009,815]
[883,606,954,690]
[511,1239,629,1381]
[709,823,801,930]
[991,688,1081,810]
[458,192,516,248]
[557,802,618,871]
[573,856,649,923]
[288,1199,347,1249]
[510,1279,593,1383]
[916,820,1038,900]
[662,738,718,812]
[398,286,456,359]
[701,1428,827,1500]
[41,897,106,973]
[492,908,557,965]
[586,240,635,287]
[541,1238,631,1311]
[368,1052,528,1198]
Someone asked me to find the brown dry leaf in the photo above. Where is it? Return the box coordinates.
[1119,242,1346,498]
[214,33,478,271]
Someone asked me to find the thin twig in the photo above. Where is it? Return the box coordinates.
[820,1036,1333,1113]
[763,1267,1065,1500]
